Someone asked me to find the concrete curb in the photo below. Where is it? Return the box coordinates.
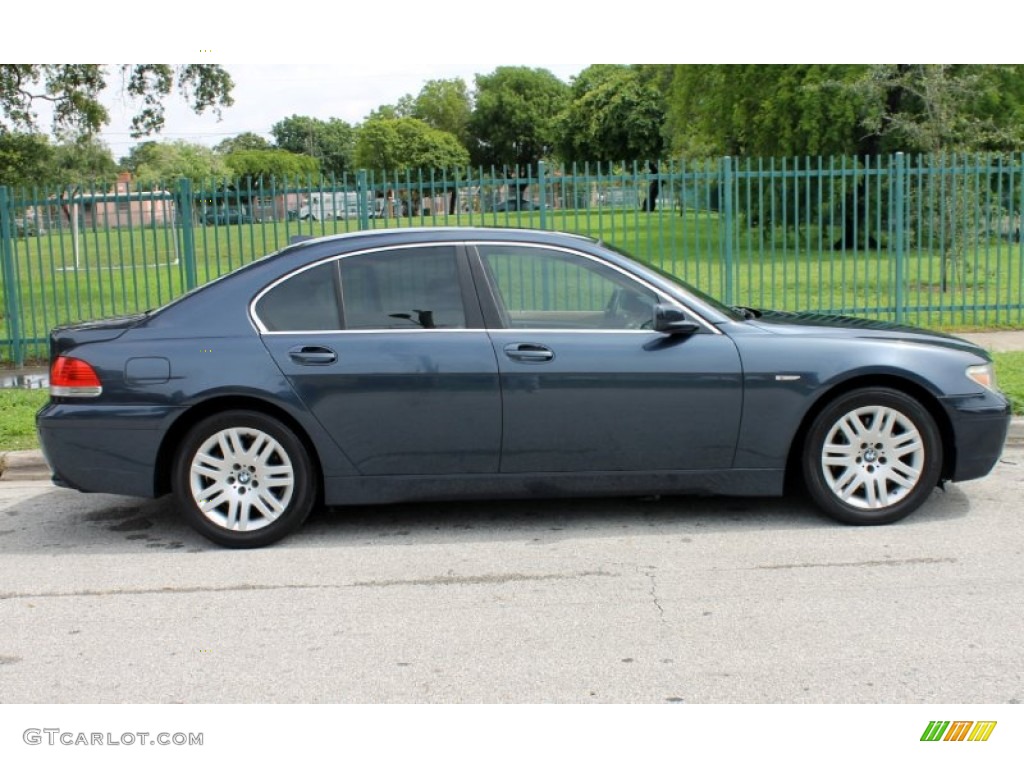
[0,450,52,482]
[3,417,1024,482]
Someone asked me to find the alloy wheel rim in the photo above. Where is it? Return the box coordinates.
[189,427,295,531]
[820,405,925,510]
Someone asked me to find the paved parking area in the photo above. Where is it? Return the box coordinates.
[1,447,1022,704]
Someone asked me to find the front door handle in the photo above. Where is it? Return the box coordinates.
[288,345,338,365]
[503,342,554,363]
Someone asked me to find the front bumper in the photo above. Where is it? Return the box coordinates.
[941,391,1012,482]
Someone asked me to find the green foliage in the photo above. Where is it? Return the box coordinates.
[0,132,54,186]
[365,103,408,121]
[850,65,1024,154]
[215,132,271,154]
[664,65,865,158]
[50,135,119,186]
[224,149,319,185]
[0,388,48,451]
[411,78,473,147]
[0,132,118,187]
[994,351,1024,415]
[270,115,354,178]
[663,64,1024,160]
[469,67,571,167]
[0,65,233,137]
[121,140,226,186]
[354,117,469,174]
[556,65,665,164]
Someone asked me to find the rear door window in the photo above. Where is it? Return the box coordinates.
[339,245,466,330]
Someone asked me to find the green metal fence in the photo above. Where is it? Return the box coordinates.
[3,153,1024,364]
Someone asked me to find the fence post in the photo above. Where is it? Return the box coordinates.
[721,156,735,305]
[538,161,547,230]
[176,178,197,291]
[357,170,370,230]
[893,152,906,323]
[0,186,23,366]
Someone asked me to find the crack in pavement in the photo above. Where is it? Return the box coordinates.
[754,557,957,570]
[0,569,616,601]
[639,566,666,622]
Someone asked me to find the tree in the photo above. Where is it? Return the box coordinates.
[468,67,570,168]
[411,78,472,147]
[215,131,271,154]
[50,135,119,186]
[663,65,865,157]
[120,140,226,186]
[224,149,319,186]
[1,131,120,188]
[353,117,469,174]
[846,65,1024,288]
[556,64,665,164]
[0,132,54,186]
[270,115,354,178]
[0,65,234,137]
[850,65,1024,154]
[366,97,415,122]
[354,117,470,215]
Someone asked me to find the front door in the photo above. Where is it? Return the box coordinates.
[474,243,743,473]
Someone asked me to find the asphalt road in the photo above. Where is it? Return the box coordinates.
[1,449,1022,705]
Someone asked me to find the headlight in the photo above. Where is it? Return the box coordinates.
[966,363,998,391]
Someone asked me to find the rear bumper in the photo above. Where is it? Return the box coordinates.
[942,392,1012,482]
[37,402,182,498]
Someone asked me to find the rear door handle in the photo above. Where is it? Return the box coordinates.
[503,342,554,363]
[288,345,338,365]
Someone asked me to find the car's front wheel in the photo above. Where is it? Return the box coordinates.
[173,410,316,548]
[802,388,943,525]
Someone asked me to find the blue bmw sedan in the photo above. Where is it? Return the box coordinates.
[37,228,1011,547]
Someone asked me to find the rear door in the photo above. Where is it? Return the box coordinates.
[256,243,502,475]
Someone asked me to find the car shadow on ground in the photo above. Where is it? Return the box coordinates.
[0,483,974,556]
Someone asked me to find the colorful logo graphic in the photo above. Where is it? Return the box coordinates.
[920,721,997,742]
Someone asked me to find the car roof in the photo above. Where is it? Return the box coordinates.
[281,226,597,251]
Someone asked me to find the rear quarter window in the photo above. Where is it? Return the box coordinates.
[256,261,342,331]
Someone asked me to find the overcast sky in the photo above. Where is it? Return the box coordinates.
[95,62,588,159]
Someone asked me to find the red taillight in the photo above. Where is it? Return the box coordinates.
[50,356,103,397]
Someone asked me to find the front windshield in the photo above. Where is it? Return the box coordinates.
[600,241,745,321]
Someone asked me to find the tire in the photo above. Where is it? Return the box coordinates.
[802,388,943,525]
[173,410,316,548]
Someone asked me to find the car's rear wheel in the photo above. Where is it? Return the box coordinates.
[173,410,316,548]
[802,388,943,525]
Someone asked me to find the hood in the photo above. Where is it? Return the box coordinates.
[748,309,985,354]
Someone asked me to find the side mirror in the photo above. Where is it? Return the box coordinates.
[653,304,700,335]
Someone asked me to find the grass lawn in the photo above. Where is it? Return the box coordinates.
[0,388,48,451]
[995,350,1024,414]
[3,352,1022,453]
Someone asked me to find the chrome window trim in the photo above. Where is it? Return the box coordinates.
[250,241,465,334]
[256,328,663,336]
[250,239,722,336]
